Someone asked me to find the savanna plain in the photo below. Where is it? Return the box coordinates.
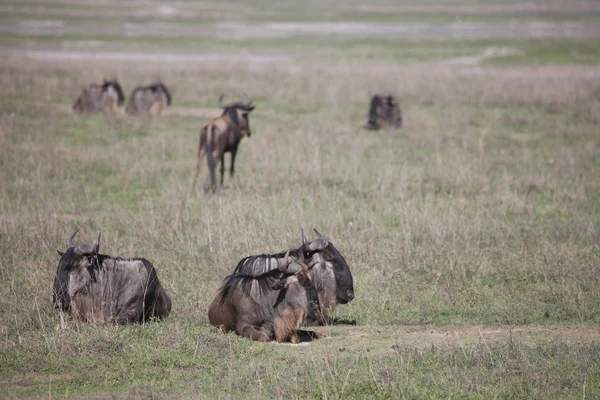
[1,0,600,398]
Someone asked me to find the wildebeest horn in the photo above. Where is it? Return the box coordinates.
[218,94,226,108]
[302,229,308,247]
[278,250,291,268]
[66,230,79,249]
[314,228,323,237]
[92,232,101,254]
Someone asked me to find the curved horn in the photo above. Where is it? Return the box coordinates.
[314,228,323,238]
[278,250,291,269]
[302,229,308,247]
[92,232,101,254]
[66,230,79,249]
[217,94,226,108]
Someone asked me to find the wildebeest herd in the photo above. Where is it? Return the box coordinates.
[58,80,401,342]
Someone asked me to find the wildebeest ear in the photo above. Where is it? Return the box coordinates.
[245,105,255,112]
[57,250,65,257]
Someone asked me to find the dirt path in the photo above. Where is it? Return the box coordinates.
[279,325,600,354]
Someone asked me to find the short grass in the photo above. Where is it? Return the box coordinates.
[1,0,600,398]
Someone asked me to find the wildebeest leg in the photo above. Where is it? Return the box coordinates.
[207,149,219,193]
[219,152,226,186]
[237,323,271,342]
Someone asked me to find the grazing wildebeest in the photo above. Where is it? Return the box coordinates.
[125,83,172,116]
[190,94,255,193]
[208,251,326,343]
[232,229,355,324]
[72,80,125,113]
[52,231,171,324]
[366,94,402,130]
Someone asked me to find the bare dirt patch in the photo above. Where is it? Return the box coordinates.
[292,325,600,356]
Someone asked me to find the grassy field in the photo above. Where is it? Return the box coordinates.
[1,0,600,398]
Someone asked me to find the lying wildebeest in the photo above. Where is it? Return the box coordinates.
[208,251,326,343]
[52,231,171,324]
[72,80,125,113]
[231,229,354,324]
[366,94,402,130]
[125,83,172,116]
[190,94,255,193]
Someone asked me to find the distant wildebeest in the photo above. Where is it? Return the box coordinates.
[125,83,172,116]
[72,80,125,113]
[366,94,402,130]
[231,229,355,324]
[208,251,326,343]
[190,94,255,193]
[52,231,172,324]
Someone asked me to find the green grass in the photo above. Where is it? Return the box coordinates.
[1,0,600,397]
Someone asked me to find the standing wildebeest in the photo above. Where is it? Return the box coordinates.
[190,95,255,193]
[72,80,125,113]
[366,94,402,130]
[125,83,172,116]
[208,251,326,343]
[231,229,355,324]
[52,231,171,324]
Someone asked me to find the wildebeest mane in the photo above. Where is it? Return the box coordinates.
[102,80,125,106]
[219,268,284,305]
[233,251,302,276]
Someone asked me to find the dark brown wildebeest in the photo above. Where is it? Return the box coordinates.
[72,80,125,113]
[125,83,172,116]
[190,95,255,193]
[52,231,171,324]
[208,251,326,343]
[231,229,355,324]
[366,94,402,130]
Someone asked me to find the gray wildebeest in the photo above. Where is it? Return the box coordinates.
[231,229,355,324]
[125,83,172,116]
[208,251,326,343]
[366,94,402,130]
[190,94,255,193]
[72,80,125,113]
[52,231,171,324]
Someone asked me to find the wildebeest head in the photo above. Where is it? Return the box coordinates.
[301,228,355,306]
[102,80,125,106]
[52,230,100,311]
[218,94,255,138]
[367,94,401,130]
[150,83,172,106]
[274,250,322,323]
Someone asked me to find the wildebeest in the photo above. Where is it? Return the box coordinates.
[208,251,326,343]
[190,94,255,193]
[231,229,354,324]
[125,83,172,116]
[72,80,125,113]
[52,231,171,324]
[366,94,402,130]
